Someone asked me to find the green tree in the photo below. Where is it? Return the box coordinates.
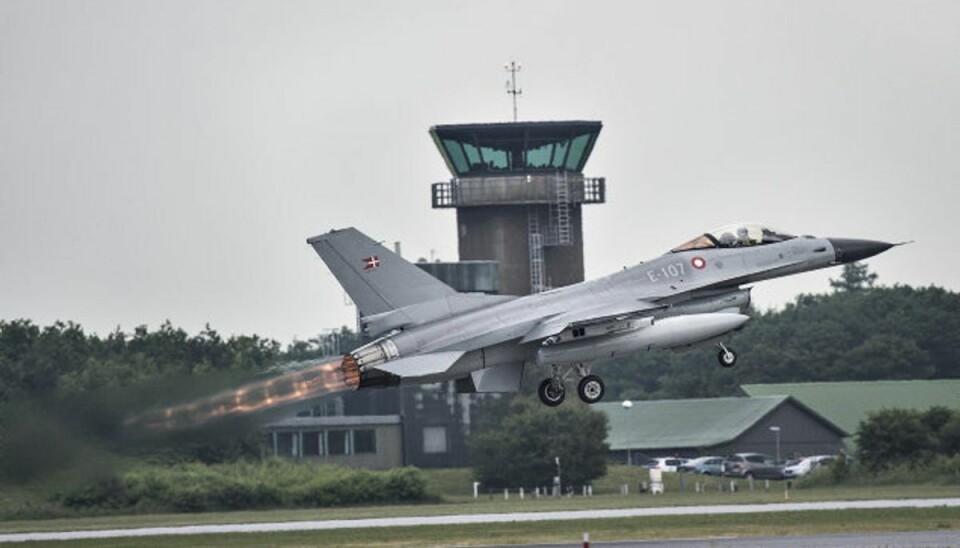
[829,262,878,292]
[468,397,608,489]
[590,283,960,402]
[855,407,960,470]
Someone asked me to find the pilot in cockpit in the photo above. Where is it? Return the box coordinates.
[737,227,752,247]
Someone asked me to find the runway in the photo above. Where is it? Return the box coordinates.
[1,498,958,543]
[491,530,960,547]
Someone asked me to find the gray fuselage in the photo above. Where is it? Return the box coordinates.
[382,236,837,382]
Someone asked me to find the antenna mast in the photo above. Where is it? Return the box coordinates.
[504,60,522,121]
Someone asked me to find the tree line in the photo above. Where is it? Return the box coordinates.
[0,320,359,401]
[0,321,358,481]
[593,265,960,401]
[3,264,956,404]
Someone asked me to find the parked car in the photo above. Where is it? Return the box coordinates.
[782,455,838,479]
[724,453,783,480]
[679,456,725,475]
[645,457,689,473]
[695,456,726,476]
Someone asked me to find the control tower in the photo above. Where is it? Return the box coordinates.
[430,121,606,296]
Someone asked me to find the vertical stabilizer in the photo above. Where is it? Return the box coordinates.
[307,228,457,317]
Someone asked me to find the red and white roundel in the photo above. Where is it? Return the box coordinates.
[691,256,707,270]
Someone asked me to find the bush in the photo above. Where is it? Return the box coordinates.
[58,474,127,509]
[56,459,428,512]
[797,454,960,488]
[384,467,428,501]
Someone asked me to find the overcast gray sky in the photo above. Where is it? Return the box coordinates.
[2,1,958,344]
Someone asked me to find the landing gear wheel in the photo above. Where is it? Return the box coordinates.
[717,344,737,368]
[577,375,605,404]
[538,378,566,407]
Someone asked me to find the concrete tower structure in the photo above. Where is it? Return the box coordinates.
[430,121,606,295]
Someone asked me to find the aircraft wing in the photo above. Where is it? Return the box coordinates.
[521,300,663,343]
[373,351,465,378]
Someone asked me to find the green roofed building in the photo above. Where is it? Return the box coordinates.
[741,380,960,450]
[595,396,847,464]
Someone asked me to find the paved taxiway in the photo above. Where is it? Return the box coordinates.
[1,498,958,543]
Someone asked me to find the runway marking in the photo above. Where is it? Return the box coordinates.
[1,498,958,543]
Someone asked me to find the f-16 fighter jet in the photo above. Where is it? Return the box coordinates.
[308,224,895,406]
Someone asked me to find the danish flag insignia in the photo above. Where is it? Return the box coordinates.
[362,256,380,271]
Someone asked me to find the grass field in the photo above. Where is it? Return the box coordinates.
[12,507,960,548]
[3,465,959,547]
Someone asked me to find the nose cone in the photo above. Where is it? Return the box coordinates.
[827,238,894,263]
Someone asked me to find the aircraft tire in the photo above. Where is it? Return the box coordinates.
[718,348,737,368]
[577,375,605,404]
[538,378,565,407]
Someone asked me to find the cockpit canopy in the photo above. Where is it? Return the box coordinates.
[671,224,796,253]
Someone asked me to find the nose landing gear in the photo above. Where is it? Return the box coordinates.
[717,342,737,367]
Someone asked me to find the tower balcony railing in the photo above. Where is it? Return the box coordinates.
[432,175,606,208]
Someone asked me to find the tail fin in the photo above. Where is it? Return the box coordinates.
[307,228,457,317]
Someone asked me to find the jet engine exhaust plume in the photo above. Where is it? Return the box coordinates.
[340,354,361,389]
[125,358,353,432]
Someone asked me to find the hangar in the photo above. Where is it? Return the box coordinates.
[596,395,847,463]
[741,379,960,450]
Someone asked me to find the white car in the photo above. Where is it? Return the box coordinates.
[782,455,837,478]
[645,457,690,473]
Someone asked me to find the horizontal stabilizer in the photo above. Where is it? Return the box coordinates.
[374,351,465,378]
[521,300,662,343]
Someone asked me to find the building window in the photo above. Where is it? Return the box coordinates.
[354,429,377,454]
[310,401,339,417]
[303,431,321,456]
[276,432,296,457]
[423,426,447,454]
[327,430,348,455]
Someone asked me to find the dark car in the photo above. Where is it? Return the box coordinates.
[723,453,783,480]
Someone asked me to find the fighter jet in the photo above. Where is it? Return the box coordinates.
[307,224,895,406]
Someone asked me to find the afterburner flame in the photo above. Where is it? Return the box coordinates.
[125,358,351,431]
[340,354,361,389]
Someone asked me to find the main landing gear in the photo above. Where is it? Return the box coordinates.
[538,364,605,406]
[717,342,738,368]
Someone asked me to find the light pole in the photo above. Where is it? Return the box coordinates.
[769,426,781,463]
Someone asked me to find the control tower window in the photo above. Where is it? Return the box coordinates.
[552,140,569,167]
[480,146,509,170]
[463,142,482,166]
[443,139,470,174]
[527,138,574,169]
[528,143,553,168]
[432,122,602,178]
[566,134,592,171]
